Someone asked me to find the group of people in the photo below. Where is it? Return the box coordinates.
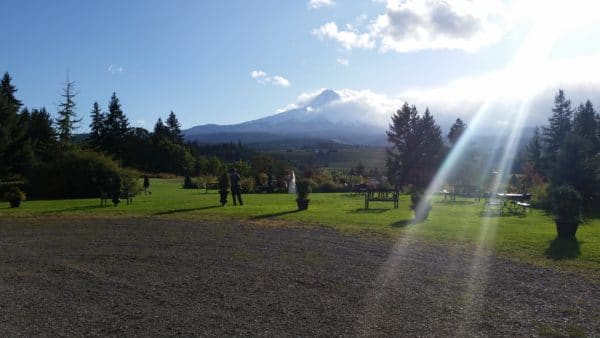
[226,168,297,206]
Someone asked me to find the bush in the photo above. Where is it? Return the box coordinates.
[530,182,550,209]
[4,186,26,202]
[242,176,255,193]
[316,180,342,193]
[296,179,312,200]
[27,148,137,199]
[551,185,582,223]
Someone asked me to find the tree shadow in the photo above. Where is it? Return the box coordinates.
[252,209,301,220]
[348,208,389,214]
[436,200,477,205]
[42,204,108,213]
[545,237,582,260]
[389,219,414,227]
[153,205,220,215]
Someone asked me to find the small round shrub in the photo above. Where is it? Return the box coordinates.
[551,185,582,223]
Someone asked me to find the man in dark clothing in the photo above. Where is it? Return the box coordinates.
[229,168,243,206]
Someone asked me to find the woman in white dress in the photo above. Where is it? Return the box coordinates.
[287,170,296,194]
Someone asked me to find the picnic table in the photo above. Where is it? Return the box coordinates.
[482,193,531,215]
[442,185,481,202]
[364,190,399,209]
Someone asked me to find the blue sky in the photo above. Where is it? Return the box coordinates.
[2,0,600,131]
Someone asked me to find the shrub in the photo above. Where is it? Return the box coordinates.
[27,148,139,199]
[551,185,582,223]
[4,186,26,202]
[530,182,550,209]
[316,180,342,193]
[242,176,255,193]
[296,179,312,200]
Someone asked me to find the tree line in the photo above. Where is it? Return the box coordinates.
[0,72,288,198]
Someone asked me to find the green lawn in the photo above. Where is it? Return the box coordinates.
[2,178,599,279]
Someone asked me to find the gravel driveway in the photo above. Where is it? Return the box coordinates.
[0,217,598,336]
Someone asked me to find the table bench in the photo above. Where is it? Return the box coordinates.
[365,190,399,209]
[101,190,134,206]
[204,182,219,194]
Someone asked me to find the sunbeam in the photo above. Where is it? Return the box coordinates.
[360,4,577,333]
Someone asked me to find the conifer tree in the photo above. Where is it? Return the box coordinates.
[447,118,467,146]
[0,72,26,177]
[27,107,56,159]
[527,127,544,174]
[165,111,183,144]
[386,102,419,189]
[573,100,599,152]
[103,92,130,159]
[56,78,81,143]
[542,89,572,160]
[88,101,105,149]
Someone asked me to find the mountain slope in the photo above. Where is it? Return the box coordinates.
[183,89,390,146]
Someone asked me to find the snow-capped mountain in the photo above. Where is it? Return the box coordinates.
[183,89,395,145]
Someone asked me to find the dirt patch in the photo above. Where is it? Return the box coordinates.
[0,217,598,336]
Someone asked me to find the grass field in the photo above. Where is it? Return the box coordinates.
[2,178,599,279]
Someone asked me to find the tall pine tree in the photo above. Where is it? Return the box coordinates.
[88,101,105,149]
[165,111,183,144]
[542,89,572,161]
[103,92,130,160]
[573,100,599,152]
[447,118,467,146]
[56,78,81,143]
[0,72,27,178]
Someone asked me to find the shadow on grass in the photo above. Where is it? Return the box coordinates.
[436,200,478,205]
[545,237,581,260]
[252,209,301,220]
[42,204,108,213]
[389,219,414,227]
[154,205,220,216]
[348,208,389,214]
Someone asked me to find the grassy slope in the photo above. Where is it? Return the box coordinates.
[2,178,598,278]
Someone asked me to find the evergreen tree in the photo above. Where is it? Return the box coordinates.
[447,117,467,146]
[573,100,599,152]
[27,108,56,160]
[386,104,443,190]
[527,127,544,175]
[88,101,105,149]
[0,72,25,177]
[414,108,444,188]
[153,118,168,139]
[103,92,130,158]
[542,89,572,160]
[56,78,81,143]
[105,92,129,135]
[165,111,183,144]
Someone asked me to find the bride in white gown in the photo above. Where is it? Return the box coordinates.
[287,170,296,194]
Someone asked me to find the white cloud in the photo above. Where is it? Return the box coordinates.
[308,0,335,9]
[313,0,507,53]
[250,70,291,87]
[273,52,600,131]
[108,64,124,74]
[250,70,267,79]
[136,119,146,126]
[276,88,401,126]
[336,57,350,66]
[312,22,376,50]
[271,75,291,87]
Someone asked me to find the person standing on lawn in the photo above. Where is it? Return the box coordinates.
[143,175,150,195]
[229,168,243,206]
